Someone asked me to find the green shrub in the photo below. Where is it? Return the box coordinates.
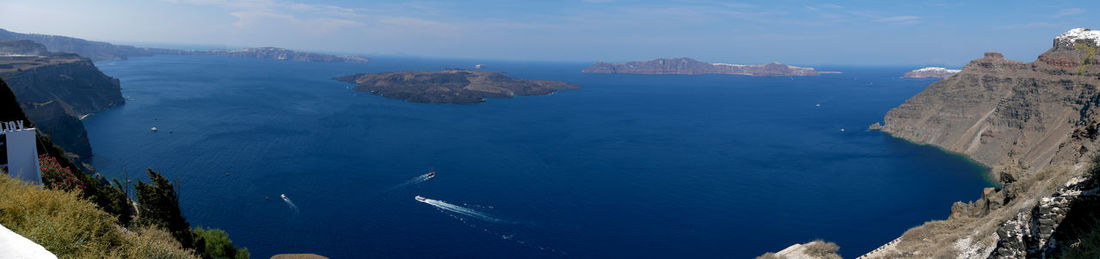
[136,168,196,250]
[194,226,251,259]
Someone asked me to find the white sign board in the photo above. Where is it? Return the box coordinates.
[1,120,40,184]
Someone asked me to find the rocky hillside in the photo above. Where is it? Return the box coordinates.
[865,28,1100,258]
[335,69,580,104]
[0,41,124,160]
[0,40,49,56]
[582,57,822,76]
[0,28,162,61]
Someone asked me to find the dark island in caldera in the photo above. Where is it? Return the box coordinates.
[335,69,580,104]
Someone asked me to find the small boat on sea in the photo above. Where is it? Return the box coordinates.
[415,195,427,202]
[151,126,158,132]
[426,171,435,178]
[281,194,288,200]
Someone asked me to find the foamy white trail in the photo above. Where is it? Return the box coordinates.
[415,196,505,223]
[384,172,435,192]
[281,194,299,213]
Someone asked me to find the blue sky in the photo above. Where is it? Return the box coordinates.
[0,0,1096,65]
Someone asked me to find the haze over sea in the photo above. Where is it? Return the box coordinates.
[84,55,990,258]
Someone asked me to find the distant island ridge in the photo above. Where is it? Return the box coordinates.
[0,28,368,63]
[581,57,836,76]
[335,69,580,104]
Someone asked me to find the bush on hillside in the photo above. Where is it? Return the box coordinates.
[194,226,251,259]
[0,173,196,258]
[38,154,85,192]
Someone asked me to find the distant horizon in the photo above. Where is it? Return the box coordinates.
[2,0,1095,66]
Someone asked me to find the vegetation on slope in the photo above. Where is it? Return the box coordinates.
[0,173,196,258]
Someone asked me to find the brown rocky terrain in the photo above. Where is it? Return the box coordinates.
[335,70,580,104]
[862,28,1100,258]
[581,57,823,76]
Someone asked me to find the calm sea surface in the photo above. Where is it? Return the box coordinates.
[87,55,990,258]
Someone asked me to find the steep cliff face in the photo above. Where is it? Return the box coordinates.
[865,28,1100,258]
[881,43,1099,177]
[0,41,124,159]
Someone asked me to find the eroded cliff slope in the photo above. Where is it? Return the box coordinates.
[866,28,1100,258]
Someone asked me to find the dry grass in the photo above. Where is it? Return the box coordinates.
[0,174,197,258]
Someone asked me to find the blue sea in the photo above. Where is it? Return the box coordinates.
[86,55,990,258]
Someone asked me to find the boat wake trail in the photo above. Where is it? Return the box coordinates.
[281,194,299,213]
[414,196,566,256]
[415,196,504,223]
[384,171,436,192]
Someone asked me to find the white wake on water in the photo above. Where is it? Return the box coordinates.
[415,196,505,223]
[281,194,299,213]
[383,172,436,192]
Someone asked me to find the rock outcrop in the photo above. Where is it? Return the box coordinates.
[902,67,961,79]
[865,28,1100,258]
[335,70,580,104]
[581,58,823,76]
[0,41,124,159]
[758,240,843,259]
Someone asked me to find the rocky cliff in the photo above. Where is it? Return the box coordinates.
[864,28,1100,258]
[335,70,580,104]
[582,57,822,76]
[0,41,124,160]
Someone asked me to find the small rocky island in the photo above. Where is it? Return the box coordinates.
[581,57,825,76]
[902,67,960,78]
[335,70,580,104]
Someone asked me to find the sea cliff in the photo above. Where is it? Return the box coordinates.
[0,40,123,160]
[864,28,1100,258]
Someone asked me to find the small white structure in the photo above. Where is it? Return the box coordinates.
[1,120,41,184]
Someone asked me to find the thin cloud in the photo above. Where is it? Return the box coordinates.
[1052,8,1084,18]
[876,16,922,25]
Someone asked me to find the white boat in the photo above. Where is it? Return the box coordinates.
[280,194,287,199]
[415,195,426,202]
[151,126,158,132]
